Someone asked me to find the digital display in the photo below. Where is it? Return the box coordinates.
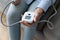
[25,16,31,20]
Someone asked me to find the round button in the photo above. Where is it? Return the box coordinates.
[28,14,31,15]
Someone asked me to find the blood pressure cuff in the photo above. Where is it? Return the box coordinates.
[37,0,60,31]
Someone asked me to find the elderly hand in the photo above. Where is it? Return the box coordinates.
[20,8,43,28]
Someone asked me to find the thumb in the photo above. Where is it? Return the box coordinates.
[34,16,37,22]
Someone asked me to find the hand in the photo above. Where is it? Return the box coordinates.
[20,8,43,28]
[20,12,41,28]
[11,0,20,6]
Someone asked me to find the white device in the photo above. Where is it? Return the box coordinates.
[22,12,35,23]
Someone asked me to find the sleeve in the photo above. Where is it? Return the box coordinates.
[37,0,56,12]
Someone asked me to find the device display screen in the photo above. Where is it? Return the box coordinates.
[25,16,31,20]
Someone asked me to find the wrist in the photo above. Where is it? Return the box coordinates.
[35,8,44,14]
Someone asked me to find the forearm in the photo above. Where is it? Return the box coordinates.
[34,0,56,16]
[37,0,56,12]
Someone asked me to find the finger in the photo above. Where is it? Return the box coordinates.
[20,21,26,25]
[23,21,32,27]
[20,21,32,27]
[34,16,38,22]
[20,20,23,23]
[34,14,40,23]
[33,15,36,22]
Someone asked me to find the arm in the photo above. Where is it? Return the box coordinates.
[33,0,56,22]
[20,0,56,27]
[36,0,56,12]
[12,0,20,6]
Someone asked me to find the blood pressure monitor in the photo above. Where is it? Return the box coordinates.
[22,12,35,23]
